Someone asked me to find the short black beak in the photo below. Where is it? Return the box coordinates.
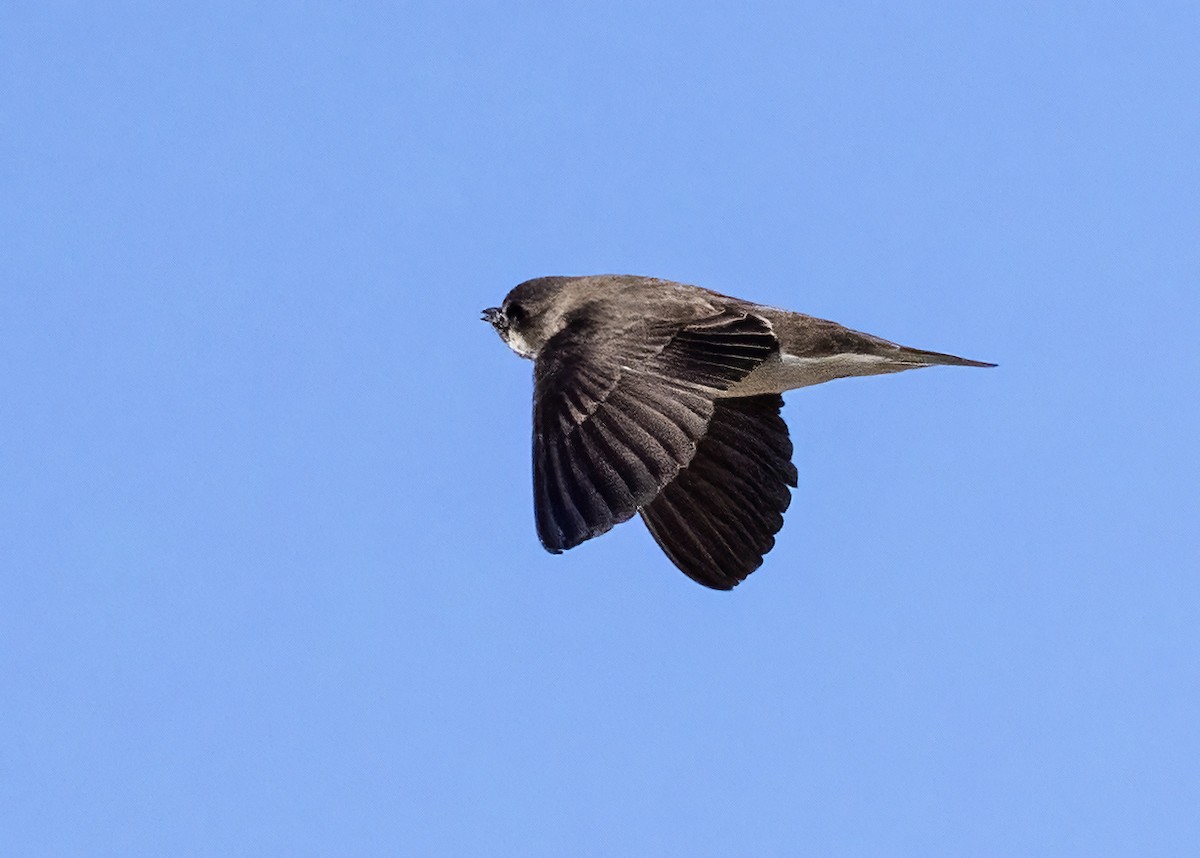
[481,307,502,326]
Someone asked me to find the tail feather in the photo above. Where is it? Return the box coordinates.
[892,347,997,368]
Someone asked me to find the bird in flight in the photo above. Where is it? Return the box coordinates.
[483,275,993,590]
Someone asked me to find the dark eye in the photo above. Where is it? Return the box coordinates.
[506,302,526,323]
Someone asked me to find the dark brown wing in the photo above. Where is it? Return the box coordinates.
[640,394,797,590]
[533,311,776,553]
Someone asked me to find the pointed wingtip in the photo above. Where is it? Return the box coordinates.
[900,347,996,369]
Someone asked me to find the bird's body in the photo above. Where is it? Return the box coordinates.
[484,275,993,589]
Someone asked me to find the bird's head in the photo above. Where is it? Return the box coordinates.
[482,276,577,360]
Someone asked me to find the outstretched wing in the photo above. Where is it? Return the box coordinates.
[533,311,776,553]
[639,394,797,590]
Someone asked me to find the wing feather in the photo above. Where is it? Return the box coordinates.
[533,310,777,553]
[640,394,797,589]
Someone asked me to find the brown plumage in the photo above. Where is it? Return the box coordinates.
[484,275,994,589]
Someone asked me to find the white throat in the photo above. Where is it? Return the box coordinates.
[504,328,538,359]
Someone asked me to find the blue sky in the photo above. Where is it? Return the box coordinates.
[3,1,1198,854]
